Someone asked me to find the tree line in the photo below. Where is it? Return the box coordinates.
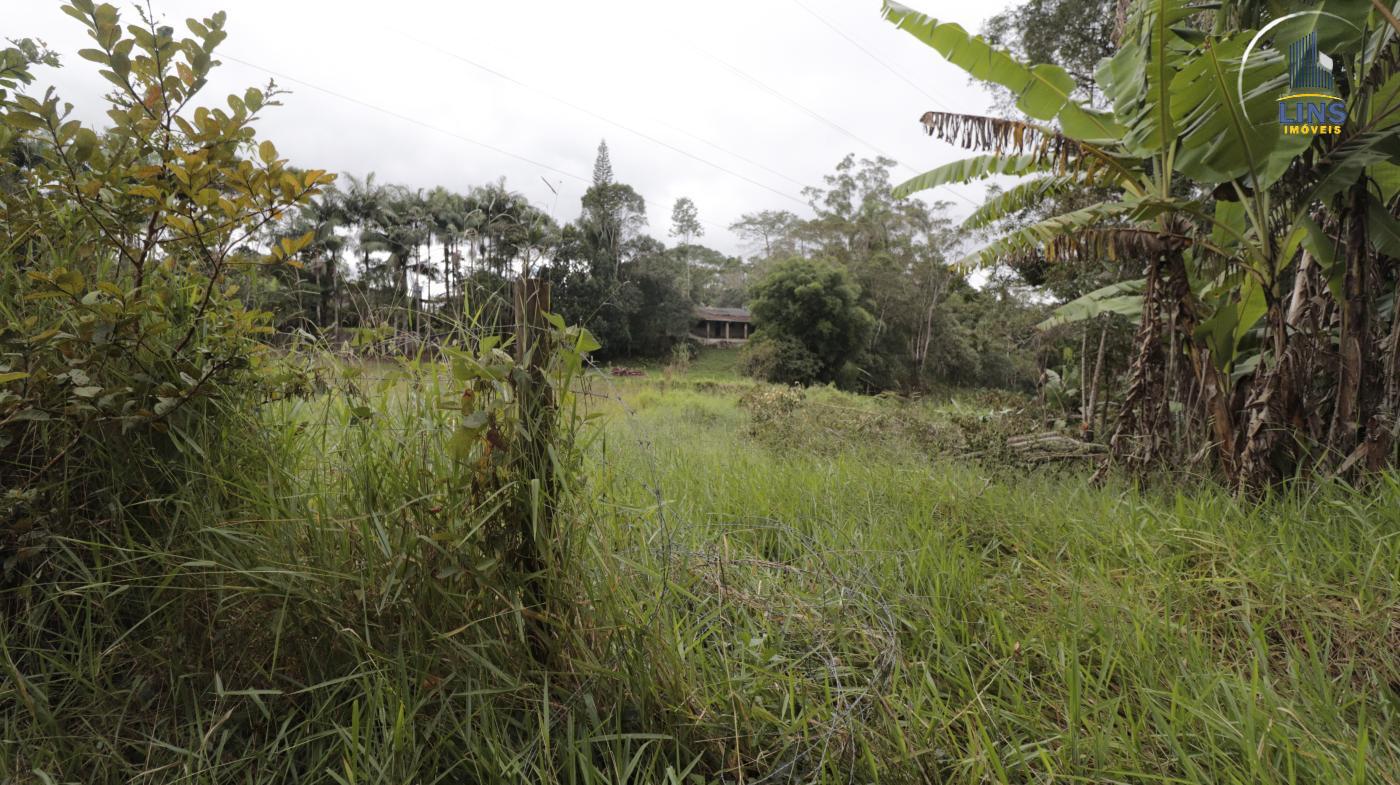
[254,143,1046,390]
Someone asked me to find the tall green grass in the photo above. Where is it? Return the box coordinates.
[3,365,1397,783]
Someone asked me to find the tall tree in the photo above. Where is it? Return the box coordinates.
[981,0,1117,106]
[730,210,800,260]
[669,197,702,244]
[744,258,875,386]
[670,197,704,299]
[592,139,614,186]
[579,143,647,280]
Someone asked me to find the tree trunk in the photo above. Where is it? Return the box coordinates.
[1085,318,1108,442]
[1105,253,1170,472]
[1329,180,1378,471]
[1079,325,1090,431]
[1163,240,1237,483]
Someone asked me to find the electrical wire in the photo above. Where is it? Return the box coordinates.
[224,54,747,241]
[788,0,955,113]
[222,54,589,184]
[689,45,981,207]
[396,33,810,208]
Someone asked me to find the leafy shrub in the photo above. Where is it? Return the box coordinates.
[738,333,823,385]
[738,384,805,426]
[1,7,331,572]
[741,258,873,386]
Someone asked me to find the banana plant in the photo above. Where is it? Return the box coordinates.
[883,0,1400,486]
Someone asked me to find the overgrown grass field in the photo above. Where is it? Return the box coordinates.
[4,350,1398,783]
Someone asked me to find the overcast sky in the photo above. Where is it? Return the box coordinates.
[14,0,1014,256]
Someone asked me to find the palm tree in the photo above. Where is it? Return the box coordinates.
[358,185,426,328]
[425,186,467,308]
[341,173,384,284]
[301,190,347,328]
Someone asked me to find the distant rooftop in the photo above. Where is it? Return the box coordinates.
[694,306,751,322]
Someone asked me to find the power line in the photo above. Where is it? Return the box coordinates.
[396,32,810,208]
[689,45,981,208]
[397,32,810,193]
[787,0,955,113]
[649,116,810,191]
[223,54,588,184]
[221,54,747,242]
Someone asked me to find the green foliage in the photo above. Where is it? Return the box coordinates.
[1,6,331,563]
[3,313,1397,784]
[885,0,1400,486]
[1037,278,1145,330]
[982,0,1117,102]
[738,333,824,385]
[882,0,1125,141]
[741,258,873,386]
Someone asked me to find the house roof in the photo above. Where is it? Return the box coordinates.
[694,306,751,322]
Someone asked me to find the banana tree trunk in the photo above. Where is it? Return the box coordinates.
[1164,243,1238,485]
[1329,181,1380,472]
[1085,318,1108,442]
[1106,253,1170,471]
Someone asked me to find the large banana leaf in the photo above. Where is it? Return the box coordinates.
[1371,199,1400,258]
[1095,0,1196,159]
[891,154,1053,198]
[1264,0,1374,54]
[962,176,1079,230]
[956,201,1142,269]
[881,0,1125,143]
[1195,270,1268,372]
[1170,34,1313,188]
[1300,127,1400,204]
[1037,278,1146,330]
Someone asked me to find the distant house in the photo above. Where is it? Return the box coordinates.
[692,306,752,346]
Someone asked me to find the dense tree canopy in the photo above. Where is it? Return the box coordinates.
[743,258,874,385]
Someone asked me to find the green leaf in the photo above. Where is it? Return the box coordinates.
[957,201,1141,269]
[1170,34,1310,188]
[258,140,277,165]
[893,154,1055,199]
[460,410,490,431]
[1299,129,1400,207]
[1369,199,1400,259]
[1037,279,1145,330]
[574,328,601,354]
[447,426,477,459]
[1095,0,1194,158]
[71,127,98,163]
[963,176,1078,230]
[1195,270,1267,372]
[0,371,30,384]
[53,269,85,296]
[881,1,1124,142]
